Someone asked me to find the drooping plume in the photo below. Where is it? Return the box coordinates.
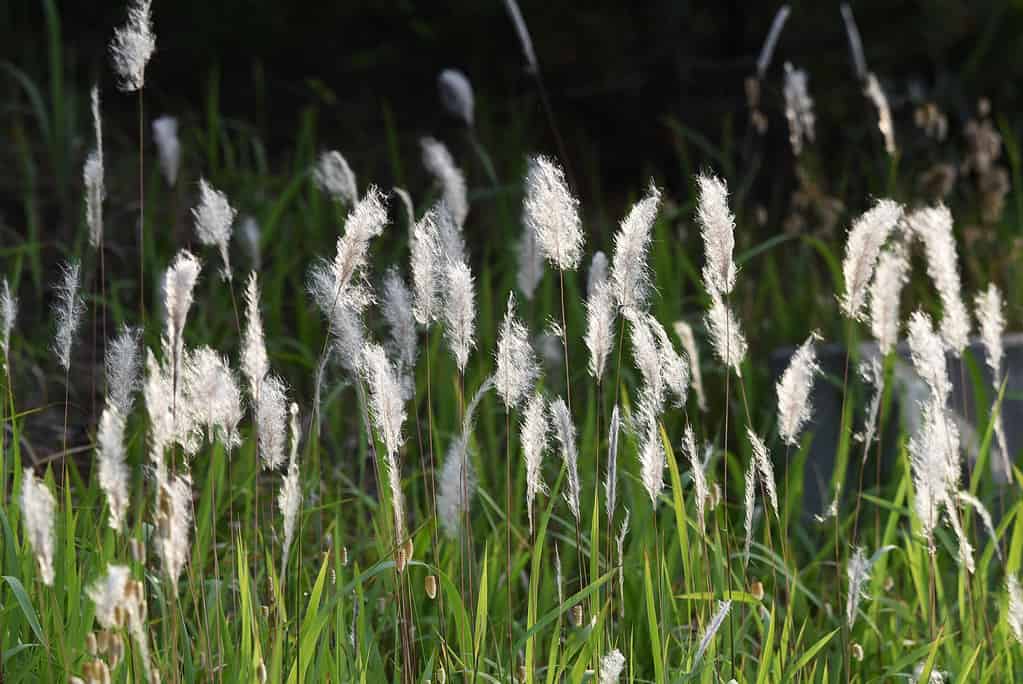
[616,510,630,617]
[97,406,130,532]
[105,325,141,416]
[776,331,821,446]
[20,468,56,585]
[696,174,737,298]
[256,374,288,470]
[864,73,896,155]
[110,0,155,92]
[609,183,661,313]
[155,472,192,585]
[755,5,791,78]
[869,244,910,354]
[693,601,732,670]
[748,428,779,515]
[742,458,758,563]
[975,284,1009,478]
[410,209,442,325]
[443,259,476,372]
[906,311,950,403]
[839,199,903,322]
[704,293,747,376]
[857,356,884,454]
[421,137,468,227]
[52,259,85,371]
[906,204,969,353]
[85,86,105,248]
[585,281,615,383]
[438,69,475,127]
[193,178,237,282]
[521,391,549,534]
[279,403,302,578]
[673,320,707,412]
[525,156,583,272]
[550,397,581,521]
[313,150,358,206]
[152,115,181,186]
[381,269,418,400]
[495,293,539,411]
[783,63,815,156]
[241,272,269,400]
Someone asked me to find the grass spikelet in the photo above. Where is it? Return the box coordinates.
[105,324,141,416]
[869,244,910,354]
[109,0,154,92]
[192,178,237,281]
[696,174,736,297]
[776,331,821,446]
[495,293,540,410]
[551,396,581,521]
[906,204,970,353]
[52,259,85,371]
[525,155,583,271]
[522,391,549,534]
[609,182,660,313]
[20,468,56,586]
[839,198,903,322]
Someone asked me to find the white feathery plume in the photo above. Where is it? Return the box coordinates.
[696,174,737,298]
[410,208,442,325]
[443,259,476,372]
[869,244,910,354]
[421,137,468,227]
[97,406,130,532]
[88,564,131,629]
[776,331,821,446]
[626,309,664,421]
[616,510,630,617]
[85,86,105,248]
[105,324,141,416]
[502,0,538,73]
[974,283,1009,478]
[906,204,970,353]
[181,346,243,453]
[313,150,358,206]
[605,404,621,522]
[652,318,690,407]
[742,458,757,564]
[599,649,626,684]
[20,468,56,585]
[52,259,85,371]
[906,311,950,403]
[864,73,896,155]
[110,0,154,92]
[525,155,584,271]
[705,293,747,376]
[856,356,884,454]
[755,5,791,78]
[241,272,269,399]
[256,374,288,470]
[639,416,665,506]
[381,269,418,400]
[308,186,388,318]
[0,278,16,369]
[588,251,608,299]
[554,543,564,605]
[683,424,709,533]
[585,281,615,383]
[192,178,236,282]
[163,250,201,385]
[610,182,661,312]
[748,428,779,515]
[693,601,732,669]
[673,320,707,412]
[1008,575,1023,644]
[279,403,302,577]
[155,472,192,585]
[438,69,475,127]
[144,350,179,479]
[361,343,406,460]
[327,304,367,375]
[435,201,467,264]
[551,396,581,521]
[839,198,903,322]
[783,63,815,156]
[495,293,539,410]
[956,491,1001,561]
[846,546,895,628]
[521,391,549,534]
[393,187,415,227]
[517,211,545,300]
[438,378,494,537]
[152,115,181,187]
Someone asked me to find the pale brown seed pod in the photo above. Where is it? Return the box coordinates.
[86,631,98,655]
[396,548,408,574]
[402,537,414,563]
[330,568,337,586]
[341,546,349,566]
[260,605,270,620]
[851,643,864,661]
[257,659,267,683]
[425,575,438,600]
[96,629,110,654]
[436,663,447,684]
[571,604,584,627]
[750,580,765,601]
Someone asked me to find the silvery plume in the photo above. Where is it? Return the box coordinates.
[693,600,732,670]
[610,182,661,313]
[88,564,155,681]
[435,200,467,263]
[626,309,664,421]
[525,155,583,271]
[152,115,181,186]
[856,355,884,453]
[443,259,476,373]
[616,510,630,617]
[585,281,615,383]
[155,472,192,585]
[599,649,626,684]
[1008,575,1023,644]
[162,250,201,388]
[85,86,105,248]
[438,377,493,537]
[313,150,358,206]
[361,343,408,542]
[381,269,417,400]
[742,457,758,564]
[52,259,85,371]
[838,198,903,322]
[651,317,690,407]
[110,0,155,92]
[864,73,896,155]
[256,374,288,470]
[521,391,549,534]
[783,63,815,156]
[20,468,56,585]
[239,215,261,269]
[638,415,665,506]
[495,293,539,410]
[588,251,608,299]
[605,404,621,522]
[503,0,538,73]
[673,320,707,412]
[748,428,778,515]
[105,325,141,416]
[279,403,302,578]
[97,406,130,531]
[410,208,442,325]
[180,346,243,453]
[846,546,895,628]
[705,292,747,376]
[144,350,186,479]
[696,174,736,298]
[682,424,709,533]
[241,272,269,400]
[192,178,237,282]
[551,396,581,521]
[776,331,821,446]
[755,5,790,78]
[974,283,1009,478]
[906,204,970,354]
[393,186,415,227]
[906,310,950,403]
[0,278,16,369]
[869,243,910,355]
[438,69,474,127]
[421,137,468,228]
[517,209,545,301]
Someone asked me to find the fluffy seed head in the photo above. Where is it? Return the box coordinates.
[599,649,626,684]
[783,63,816,156]
[192,179,236,281]
[381,269,418,400]
[696,174,737,297]
[776,331,821,446]
[975,283,1005,383]
[846,546,895,628]
[410,209,442,325]
[105,325,141,416]
[314,150,358,206]
[152,115,181,186]
[181,347,243,453]
[97,406,131,532]
[0,278,16,367]
[748,428,778,515]
[742,459,758,565]
[52,259,85,371]
[241,272,269,399]
[673,320,707,412]
[705,293,747,376]
[20,468,56,585]
[438,378,493,537]
[85,87,105,248]
[163,250,201,374]
[588,251,608,299]
[88,564,131,629]
[906,204,969,353]
[610,183,661,312]
[110,0,155,92]
[521,391,549,534]
[438,69,474,127]
[551,397,581,521]
[256,375,288,470]
[694,601,732,668]
[278,405,302,577]
[864,72,896,155]
[517,212,545,301]
[839,199,903,321]
[421,137,468,227]
[443,259,476,372]
[360,343,406,459]
[869,244,910,354]
[605,404,621,522]
[1008,575,1023,644]
[638,416,665,506]
[155,473,192,585]
[525,155,583,271]
[585,282,616,383]
[906,311,950,403]
[495,293,539,410]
